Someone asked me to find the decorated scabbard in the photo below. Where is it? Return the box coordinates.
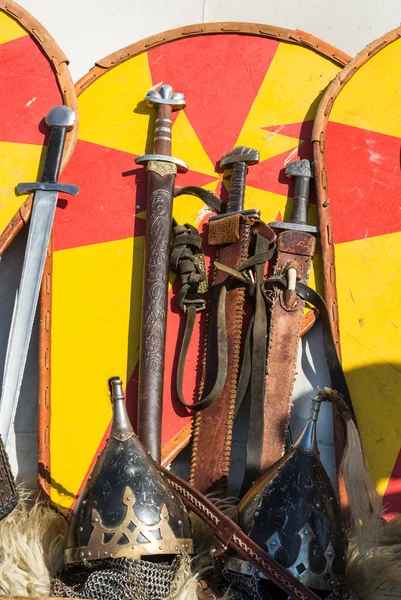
[135,85,188,462]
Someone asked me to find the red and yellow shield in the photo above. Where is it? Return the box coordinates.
[314,26,401,518]
[43,24,349,510]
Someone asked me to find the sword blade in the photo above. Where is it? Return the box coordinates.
[0,189,58,447]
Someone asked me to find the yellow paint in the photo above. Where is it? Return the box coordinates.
[377,477,391,497]
[173,110,216,176]
[236,128,303,165]
[51,236,144,508]
[237,43,340,156]
[335,232,401,492]
[0,140,42,234]
[0,12,28,45]
[77,53,153,156]
[331,38,401,138]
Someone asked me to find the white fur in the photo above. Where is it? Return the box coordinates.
[0,489,225,599]
[0,489,66,596]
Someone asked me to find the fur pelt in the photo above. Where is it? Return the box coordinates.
[0,489,220,599]
[346,514,401,599]
[0,489,66,596]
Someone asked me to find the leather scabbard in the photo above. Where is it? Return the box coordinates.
[259,229,316,473]
[138,169,176,462]
[190,215,255,494]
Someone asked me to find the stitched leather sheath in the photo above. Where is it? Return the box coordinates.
[190,216,255,494]
[260,230,316,473]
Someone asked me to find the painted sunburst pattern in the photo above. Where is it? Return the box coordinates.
[51,33,343,509]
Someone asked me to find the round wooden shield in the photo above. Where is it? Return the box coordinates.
[0,0,77,252]
[313,27,401,518]
[44,23,349,510]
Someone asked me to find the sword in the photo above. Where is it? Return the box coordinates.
[0,106,79,450]
[135,84,188,462]
[190,146,265,495]
[250,158,317,481]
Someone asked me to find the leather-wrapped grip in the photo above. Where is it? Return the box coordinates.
[227,161,247,213]
[41,126,67,183]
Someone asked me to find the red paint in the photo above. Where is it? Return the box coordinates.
[326,122,401,243]
[0,35,60,145]
[383,448,401,520]
[246,138,314,201]
[148,35,279,164]
[55,140,216,251]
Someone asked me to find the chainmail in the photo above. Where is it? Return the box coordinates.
[221,567,268,600]
[51,557,181,600]
[327,591,358,600]
[221,567,359,600]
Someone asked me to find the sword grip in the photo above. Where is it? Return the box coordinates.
[41,125,66,183]
[154,104,173,156]
[289,176,311,225]
[227,161,247,213]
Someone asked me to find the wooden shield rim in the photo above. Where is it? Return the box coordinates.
[0,0,78,255]
[313,24,401,352]
[38,22,350,499]
[311,25,401,511]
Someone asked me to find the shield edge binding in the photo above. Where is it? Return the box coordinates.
[312,24,401,516]
[38,22,351,501]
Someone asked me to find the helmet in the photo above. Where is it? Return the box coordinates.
[230,396,346,592]
[64,377,193,564]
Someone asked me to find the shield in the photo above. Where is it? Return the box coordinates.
[42,23,349,511]
[0,0,77,252]
[313,26,401,518]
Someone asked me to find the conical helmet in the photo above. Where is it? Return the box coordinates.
[64,377,193,564]
[233,395,346,593]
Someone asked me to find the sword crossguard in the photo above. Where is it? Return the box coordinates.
[145,84,186,111]
[17,182,79,196]
[285,159,314,179]
[220,146,260,168]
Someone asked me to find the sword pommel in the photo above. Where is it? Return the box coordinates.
[220,146,260,168]
[45,105,76,130]
[285,159,314,179]
[145,84,186,111]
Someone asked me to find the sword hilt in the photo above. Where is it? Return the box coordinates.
[269,160,318,234]
[286,159,314,225]
[221,146,259,213]
[135,84,189,173]
[42,106,75,183]
[17,106,79,196]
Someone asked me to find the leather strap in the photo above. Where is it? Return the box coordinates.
[174,186,225,214]
[176,288,228,410]
[162,467,320,600]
